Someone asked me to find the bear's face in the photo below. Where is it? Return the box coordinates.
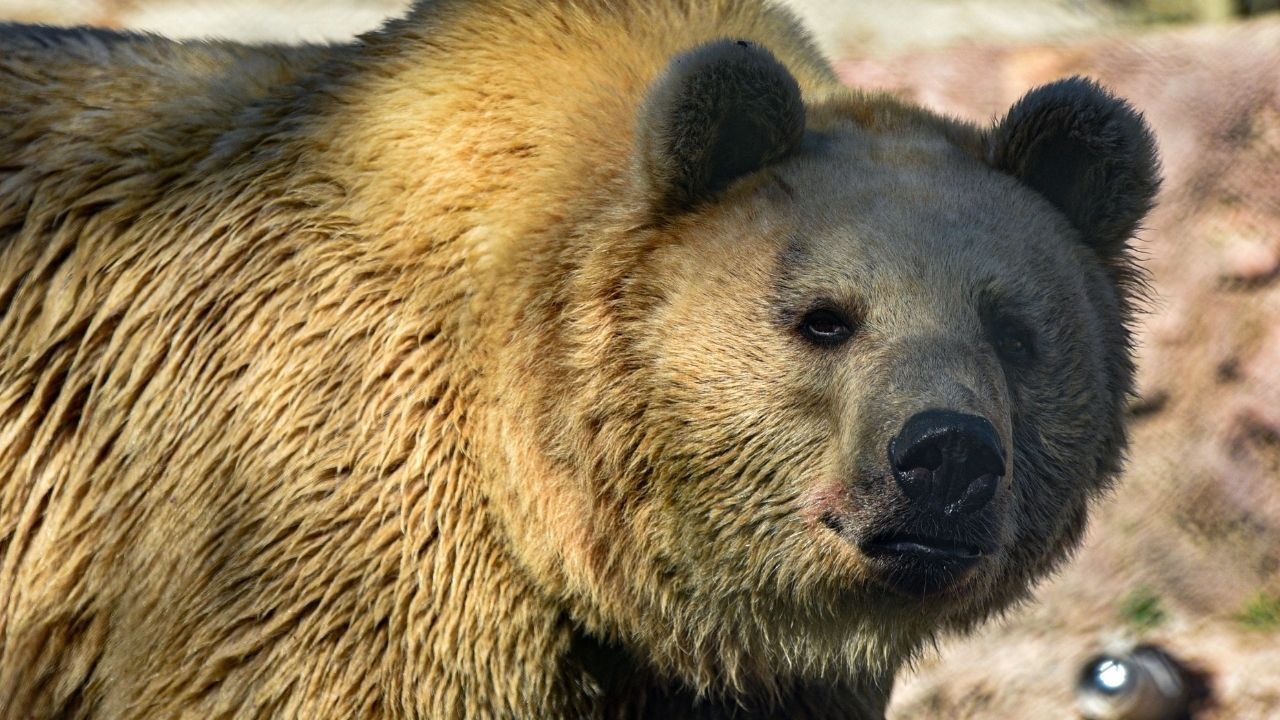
[626,129,1127,652]
[503,41,1157,694]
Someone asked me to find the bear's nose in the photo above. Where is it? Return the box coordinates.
[888,410,1006,516]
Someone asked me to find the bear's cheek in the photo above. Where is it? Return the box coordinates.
[796,480,883,565]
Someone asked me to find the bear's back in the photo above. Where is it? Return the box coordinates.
[0,26,329,248]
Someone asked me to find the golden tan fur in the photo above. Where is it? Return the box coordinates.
[0,2,1157,718]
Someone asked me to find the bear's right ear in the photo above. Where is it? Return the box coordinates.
[635,39,806,216]
[987,77,1160,262]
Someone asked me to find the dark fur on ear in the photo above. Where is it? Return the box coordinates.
[636,39,806,215]
[988,77,1160,260]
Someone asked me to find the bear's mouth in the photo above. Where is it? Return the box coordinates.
[856,530,987,597]
[862,532,982,562]
[818,507,997,596]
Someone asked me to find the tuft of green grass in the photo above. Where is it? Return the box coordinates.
[1118,586,1167,632]
[1235,592,1280,631]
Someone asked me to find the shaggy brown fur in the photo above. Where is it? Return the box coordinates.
[0,1,1157,718]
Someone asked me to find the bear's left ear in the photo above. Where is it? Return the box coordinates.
[988,77,1160,260]
[635,39,806,216]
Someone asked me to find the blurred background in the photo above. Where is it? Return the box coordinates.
[2,0,1276,717]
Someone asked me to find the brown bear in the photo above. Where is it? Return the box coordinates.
[0,1,1158,718]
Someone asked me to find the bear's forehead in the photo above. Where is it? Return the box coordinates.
[766,128,1089,284]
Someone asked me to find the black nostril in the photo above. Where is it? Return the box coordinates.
[889,410,1006,515]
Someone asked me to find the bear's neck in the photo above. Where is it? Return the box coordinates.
[567,627,893,719]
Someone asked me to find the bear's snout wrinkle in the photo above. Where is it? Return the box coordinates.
[889,409,1006,517]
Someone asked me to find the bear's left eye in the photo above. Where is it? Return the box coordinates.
[799,308,854,347]
[992,319,1037,366]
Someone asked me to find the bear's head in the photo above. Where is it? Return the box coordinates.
[489,39,1159,698]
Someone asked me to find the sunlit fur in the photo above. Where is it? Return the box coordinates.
[0,1,1153,718]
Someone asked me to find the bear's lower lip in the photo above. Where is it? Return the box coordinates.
[863,533,982,562]
[858,532,984,596]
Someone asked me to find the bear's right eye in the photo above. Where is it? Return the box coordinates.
[799,309,854,347]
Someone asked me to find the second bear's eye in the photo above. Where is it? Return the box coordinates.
[800,309,854,347]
